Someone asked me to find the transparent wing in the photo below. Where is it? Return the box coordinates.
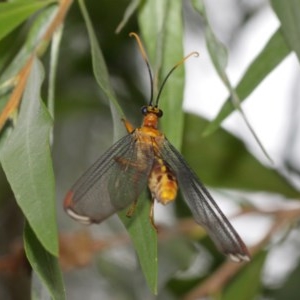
[64,133,154,224]
[159,138,250,262]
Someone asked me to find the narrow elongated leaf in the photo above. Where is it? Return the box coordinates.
[223,251,267,300]
[0,30,19,72]
[0,58,58,255]
[272,258,300,300]
[48,24,63,118]
[78,0,158,293]
[183,113,299,198]
[115,0,141,34]
[24,223,65,300]
[271,0,300,62]
[119,190,158,294]
[192,0,271,162]
[78,0,124,140]
[0,5,58,86]
[204,28,291,135]
[139,0,185,149]
[0,0,56,41]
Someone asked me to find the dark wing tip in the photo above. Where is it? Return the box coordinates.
[63,190,92,225]
[228,253,251,262]
[224,237,251,263]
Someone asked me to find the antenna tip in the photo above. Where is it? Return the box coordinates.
[129,32,137,38]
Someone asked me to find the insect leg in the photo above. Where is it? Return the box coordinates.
[126,199,138,217]
[149,198,158,232]
[122,118,135,133]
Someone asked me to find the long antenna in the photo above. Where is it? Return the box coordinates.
[129,32,154,106]
[155,51,199,106]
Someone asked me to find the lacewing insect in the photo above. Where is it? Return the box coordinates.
[64,32,250,262]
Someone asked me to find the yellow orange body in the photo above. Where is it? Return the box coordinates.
[148,157,178,204]
[124,106,178,205]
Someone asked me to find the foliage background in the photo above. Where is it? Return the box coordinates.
[0,0,300,299]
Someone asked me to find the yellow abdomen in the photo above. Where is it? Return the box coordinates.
[148,158,178,205]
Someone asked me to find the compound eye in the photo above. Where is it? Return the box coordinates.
[157,109,163,118]
[141,105,148,115]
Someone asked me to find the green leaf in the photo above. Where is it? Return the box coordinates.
[119,190,158,294]
[223,251,267,300]
[191,0,228,72]
[204,28,291,135]
[48,24,63,119]
[0,0,56,41]
[0,29,19,72]
[0,58,58,255]
[0,5,58,89]
[183,113,300,198]
[139,0,185,149]
[115,0,141,34]
[271,258,300,300]
[192,0,272,162]
[24,222,65,300]
[271,0,300,62]
[78,0,124,140]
